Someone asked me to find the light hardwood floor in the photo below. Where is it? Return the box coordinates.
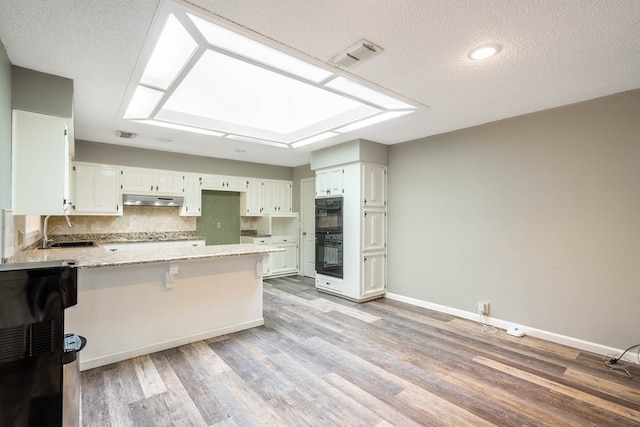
[80,276,640,426]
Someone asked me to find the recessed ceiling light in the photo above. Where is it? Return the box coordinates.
[467,44,501,60]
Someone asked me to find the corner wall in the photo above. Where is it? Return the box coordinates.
[387,90,640,351]
[0,41,11,261]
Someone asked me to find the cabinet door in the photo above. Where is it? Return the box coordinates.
[181,175,201,216]
[362,164,386,207]
[362,253,386,298]
[328,168,344,196]
[262,180,278,214]
[276,181,292,212]
[12,110,70,214]
[316,168,343,197]
[271,244,298,274]
[315,170,330,197]
[155,171,184,195]
[241,179,263,215]
[362,209,386,252]
[223,175,247,192]
[72,163,121,215]
[121,168,154,193]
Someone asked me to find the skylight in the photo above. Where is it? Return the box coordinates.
[122,2,418,149]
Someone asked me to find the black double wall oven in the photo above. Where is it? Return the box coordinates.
[315,196,343,278]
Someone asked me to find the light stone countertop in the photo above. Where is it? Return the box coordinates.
[11,243,284,268]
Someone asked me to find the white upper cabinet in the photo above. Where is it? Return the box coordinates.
[315,167,343,197]
[181,174,202,216]
[121,167,184,196]
[240,179,263,215]
[241,179,293,216]
[12,110,70,215]
[263,180,292,214]
[362,164,386,207]
[71,162,121,215]
[201,174,247,192]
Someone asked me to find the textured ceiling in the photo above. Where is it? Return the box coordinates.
[0,0,638,167]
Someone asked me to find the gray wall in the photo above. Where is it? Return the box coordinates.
[75,140,292,180]
[310,139,388,170]
[387,89,640,350]
[0,42,10,260]
[292,164,314,213]
[11,66,73,118]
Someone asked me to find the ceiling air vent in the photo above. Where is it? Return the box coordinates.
[116,130,136,139]
[330,39,382,68]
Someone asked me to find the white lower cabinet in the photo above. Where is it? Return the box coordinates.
[240,233,298,277]
[270,243,297,275]
[362,252,386,299]
[315,275,344,294]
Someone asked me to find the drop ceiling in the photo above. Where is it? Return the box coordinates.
[0,0,638,167]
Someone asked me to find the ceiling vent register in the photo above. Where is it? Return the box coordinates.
[329,39,382,68]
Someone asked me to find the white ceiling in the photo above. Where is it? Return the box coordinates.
[1,0,638,167]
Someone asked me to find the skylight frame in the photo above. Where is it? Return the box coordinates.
[121,0,421,150]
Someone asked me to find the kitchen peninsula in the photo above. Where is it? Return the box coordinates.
[13,243,282,370]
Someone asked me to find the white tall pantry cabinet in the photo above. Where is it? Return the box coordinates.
[316,162,387,302]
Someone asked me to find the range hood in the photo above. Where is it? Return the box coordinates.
[123,194,184,207]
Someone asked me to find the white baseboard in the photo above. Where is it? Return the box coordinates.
[384,293,634,362]
[79,318,264,371]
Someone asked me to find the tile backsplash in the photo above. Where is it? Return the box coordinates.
[3,207,197,261]
[46,206,196,236]
[2,210,42,261]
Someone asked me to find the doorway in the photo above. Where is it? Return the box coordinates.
[300,178,316,278]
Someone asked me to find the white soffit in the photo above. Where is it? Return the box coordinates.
[121,0,419,148]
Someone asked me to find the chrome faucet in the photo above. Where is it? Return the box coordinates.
[43,215,52,249]
[42,214,73,248]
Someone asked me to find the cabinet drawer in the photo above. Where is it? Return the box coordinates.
[270,235,296,244]
[315,276,344,293]
[240,236,271,245]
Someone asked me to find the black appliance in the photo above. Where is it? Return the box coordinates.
[0,261,78,427]
[315,197,343,278]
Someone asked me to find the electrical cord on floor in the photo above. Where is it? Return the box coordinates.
[479,312,497,334]
[604,343,640,378]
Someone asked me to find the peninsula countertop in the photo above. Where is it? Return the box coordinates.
[11,243,283,268]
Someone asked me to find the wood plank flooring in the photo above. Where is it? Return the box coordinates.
[80,276,640,426]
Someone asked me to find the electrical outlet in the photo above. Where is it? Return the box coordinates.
[216,222,221,229]
[478,301,490,315]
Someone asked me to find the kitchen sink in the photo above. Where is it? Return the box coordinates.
[43,241,95,249]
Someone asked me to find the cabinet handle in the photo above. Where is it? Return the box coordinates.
[150,185,153,191]
[156,185,159,191]
[364,198,367,205]
[116,204,119,211]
